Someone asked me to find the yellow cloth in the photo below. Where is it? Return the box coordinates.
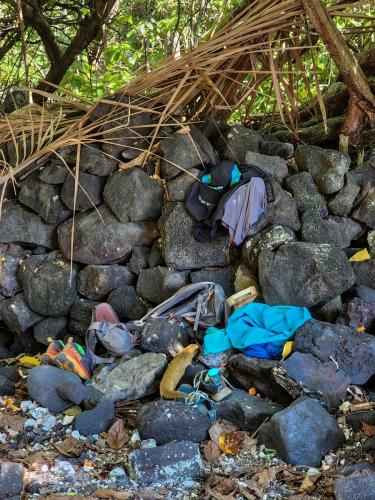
[349,248,371,262]
[282,341,294,359]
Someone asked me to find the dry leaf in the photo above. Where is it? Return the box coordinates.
[203,440,221,461]
[93,489,132,499]
[63,406,82,416]
[299,473,321,493]
[206,474,238,499]
[218,431,253,455]
[54,435,84,457]
[0,413,26,432]
[362,421,375,437]
[84,460,94,468]
[25,451,58,469]
[106,419,129,450]
[253,467,276,490]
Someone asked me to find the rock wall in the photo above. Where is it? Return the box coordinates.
[0,115,374,357]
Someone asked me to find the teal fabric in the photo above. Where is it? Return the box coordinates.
[201,164,241,190]
[203,302,311,355]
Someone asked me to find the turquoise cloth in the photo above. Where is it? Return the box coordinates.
[203,302,311,355]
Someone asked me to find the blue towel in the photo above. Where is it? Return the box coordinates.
[203,302,311,356]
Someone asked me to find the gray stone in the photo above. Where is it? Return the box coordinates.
[234,265,259,294]
[141,318,189,356]
[74,399,115,436]
[345,411,375,432]
[316,295,342,323]
[128,247,149,275]
[69,298,99,338]
[0,374,15,396]
[227,354,291,405]
[280,352,350,410]
[104,168,164,222]
[0,294,42,334]
[148,241,164,268]
[138,400,210,444]
[259,140,294,160]
[58,205,159,265]
[259,242,355,308]
[259,397,345,467]
[301,211,362,248]
[215,388,279,431]
[243,225,296,274]
[137,266,189,304]
[167,170,199,201]
[245,151,289,184]
[107,285,147,320]
[0,346,11,359]
[160,125,217,180]
[77,264,135,300]
[0,243,30,297]
[130,440,202,486]
[219,125,262,162]
[352,258,375,289]
[357,285,375,304]
[19,251,78,317]
[61,170,106,211]
[190,266,234,296]
[0,462,24,497]
[18,173,71,223]
[159,203,232,270]
[333,474,375,500]
[295,145,350,194]
[38,159,68,184]
[352,188,375,229]
[285,172,328,216]
[0,200,57,248]
[87,352,167,404]
[27,365,86,413]
[33,317,68,345]
[294,319,375,384]
[369,230,375,256]
[57,144,117,176]
[328,183,360,216]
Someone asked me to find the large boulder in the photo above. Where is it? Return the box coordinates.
[18,173,71,223]
[160,125,217,180]
[137,266,189,304]
[34,316,68,344]
[259,140,294,160]
[77,264,135,300]
[352,258,375,289]
[245,151,289,183]
[69,298,99,337]
[74,399,115,436]
[259,397,345,466]
[0,243,30,297]
[218,125,261,162]
[334,474,375,500]
[61,170,106,211]
[158,203,232,270]
[140,318,189,356]
[328,183,360,217]
[104,168,164,222]
[190,266,234,297]
[18,251,78,317]
[167,169,199,202]
[285,172,328,216]
[58,205,159,264]
[138,400,210,444]
[294,319,375,384]
[352,188,375,229]
[0,201,57,248]
[128,246,149,274]
[301,211,362,248]
[0,294,42,334]
[294,144,350,194]
[0,462,24,497]
[38,159,68,184]
[57,143,118,176]
[107,285,147,320]
[259,242,355,307]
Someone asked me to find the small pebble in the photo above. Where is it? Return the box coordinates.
[20,400,34,411]
[130,429,141,443]
[51,460,76,477]
[41,414,56,431]
[24,418,37,430]
[62,415,75,426]
[30,407,49,419]
[0,432,6,444]
[141,438,157,449]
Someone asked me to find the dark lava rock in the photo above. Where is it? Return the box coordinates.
[74,399,115,436]
[33,316,68,344]
[107,285,147,320]
[347,297,375,332]
[69,298,100,338]
[0,243,30,297]
[190,266,234,297]
[357,285,375,304]
[301,210,362,248]
[285,172,328,217]
[27,365,86,413]
[159,203,232,270]
[328,183,360,217]
[280,352,350,410]
[140,318,189,356]
[215,388,279,431]
[10,329,41,357]
[0,366,20,383]
[138,400,210,444]
[147,241,165,268]
[259,140,294,160]
[352,258,375,289]
[38,159,68,184]
[0,294,42,334]
[316,296,342,323]
[345,410,375,432]
[18,173,71,223]
[167,169,199,202]
[0,374,15,396]
[104,168,164,222]
[218,125,261,162]
[259,397,345,466]
[243,225,296,273]
[227,354,291,405]
[259,242,355,308]
[333,473,375,500]
[0,462,24,497]
[130,440,202,486]
[245,151,289,184]
[352,188,375,229]
[137,266,189,304]
[77,264,135,300]
[128,247,149,275]
[0,346,12,359]
[160,125,216,180]
[294,319,375,384]
[0,200,57,248]
[58,204,159,265]
[19,251,78,317]
[56,144,117,176]
[294,144,350,194]
[61,170,106,211]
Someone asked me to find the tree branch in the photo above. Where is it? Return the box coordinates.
[0,31,20,62]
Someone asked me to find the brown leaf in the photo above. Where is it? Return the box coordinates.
[93,489,132,499]
[218,431,252,455]
[54,435,84,457]
[203,440,221,461]
[253,467,277,490]
[0,412,26,432]
[299,473,321,494]
[106,419,129,450]
[362,421,375,437]
[25,451,58,469]
[206,474,238,499]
